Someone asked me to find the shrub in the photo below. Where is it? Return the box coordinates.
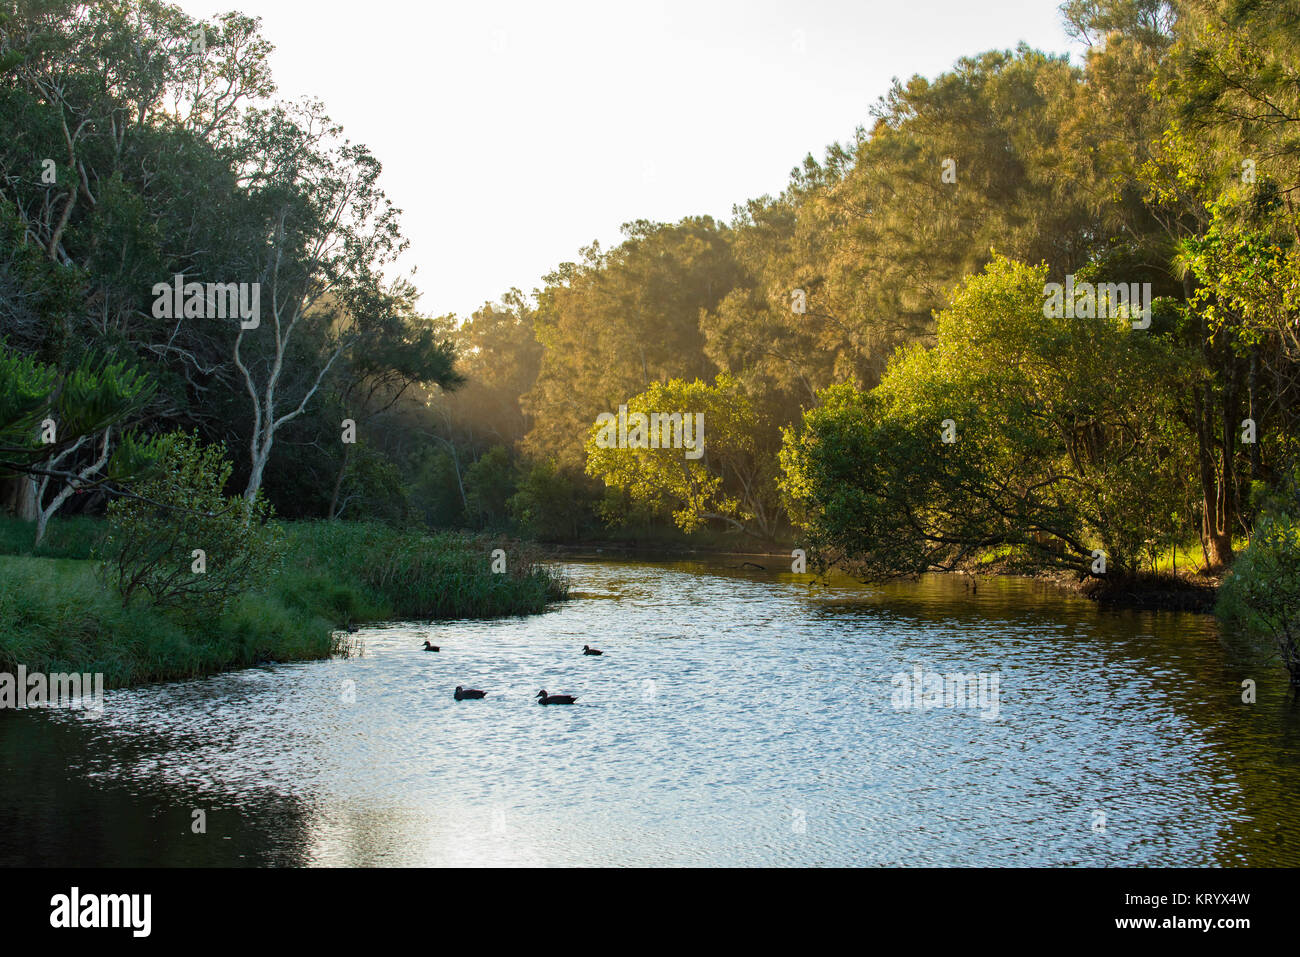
[101,432,283,615]
[1219,471,1300,685]
[509,460,588,541]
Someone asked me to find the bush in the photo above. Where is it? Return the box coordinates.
[407,446,466,528]
[1219,474,1300,686]
[101,432,283,615]
[279,520,568,619]
[334,442,410,523]
[509,461,588,541]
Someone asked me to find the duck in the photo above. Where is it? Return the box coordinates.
[344,621,359,634]
[536,689,577,705]
[454,685,487,700]
[423,641,440,652]
[582,645,603,656]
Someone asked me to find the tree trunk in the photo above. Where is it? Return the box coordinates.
[1219,364,1239,555]
[1248,347,1260,484]
[328,443,352,519]
[244,431,271,505]
[1193,384,1233,570]
[34,429,112,547]
[15,475,38,522]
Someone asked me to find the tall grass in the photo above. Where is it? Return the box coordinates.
[0,515,103,559]
[275,521,569,621]
[0,517,569,688]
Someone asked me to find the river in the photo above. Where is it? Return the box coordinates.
[2,557,1297,866]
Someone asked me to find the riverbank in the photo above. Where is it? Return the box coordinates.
[547,540,1223,612]
[0,518,569,688]
[962,545,1222,612]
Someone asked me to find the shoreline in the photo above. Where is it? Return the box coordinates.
[0,519,570,690]
[544,541,1222,613]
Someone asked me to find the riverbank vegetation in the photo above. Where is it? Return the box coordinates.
[0,516,568,686]
[1,1,1298,683]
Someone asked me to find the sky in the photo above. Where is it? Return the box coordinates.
[171,0,1088,319]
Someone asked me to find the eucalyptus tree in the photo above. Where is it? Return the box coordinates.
[1089,0,1300,565]
[220,97,406,503]
[0,0,276,517]
[1165,0,1300,470]
[439,289,543,450]
[718,45,1100,401]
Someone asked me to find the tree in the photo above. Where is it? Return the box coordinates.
[227,98,405,503]
[463,445,516,529]
[779,258,1196,579]
[0,341,158,532]
[509,460,588,541]
[325,286,463,518]
[524,218,740,468]
[439,289,542,449]
[705,45,1100,405]
[407,444,467,528]
[585,374,778,539]
[1219,469,1300,686]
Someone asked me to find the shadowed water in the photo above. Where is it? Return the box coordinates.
[2,558,1298,866]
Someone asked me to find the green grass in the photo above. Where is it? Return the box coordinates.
[0,517,569,688]
[972,538,1237,580]
[0,514,104,560]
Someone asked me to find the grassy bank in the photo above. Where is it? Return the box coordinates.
[0,517,568,687]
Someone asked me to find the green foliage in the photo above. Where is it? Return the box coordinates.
[258,520,568,622]
[0,342,56,458]
[0,516,569,685]
[524,218,740,468]
[436,291,541,449]
[584,374,777,538]
[0,340,154,476]
[106,429,169,483]
[0,554,345,688]
[509,460,589,541]
[780,258,1197,579]
[407,445,467,528]
[333,442,410,523]
[463,445,517,528]
[102,432,283,614]
[1219,469,1300,685]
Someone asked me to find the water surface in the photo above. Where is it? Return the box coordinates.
[2,558,1297,866]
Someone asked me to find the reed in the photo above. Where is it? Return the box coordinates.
[0,517,569,688]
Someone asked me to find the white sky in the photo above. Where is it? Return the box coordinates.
[172,0,1086,318]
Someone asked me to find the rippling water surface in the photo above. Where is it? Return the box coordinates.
[3,557,1298,866]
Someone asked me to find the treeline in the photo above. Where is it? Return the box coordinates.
[435,0,1300,577]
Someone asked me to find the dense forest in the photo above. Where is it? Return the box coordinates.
[2,1,1299,680]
